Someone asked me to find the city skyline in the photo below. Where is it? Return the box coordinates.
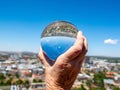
[0,0,120,57]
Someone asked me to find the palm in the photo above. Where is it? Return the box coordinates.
[46,52,84,88]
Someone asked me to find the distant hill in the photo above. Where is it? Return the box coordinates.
[0,51,37,55]
[89,56,120,61]
[21,51,37,55]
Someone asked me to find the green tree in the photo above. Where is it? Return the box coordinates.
[0,73,5,80]
[89,87,106,90]
[113,86,120,90]
[0,80,4,86]
[38,79,43,82]
[16,79,23,85]
[6,73,12,77]
[79,84,86,90]
[33,79,37,83]
[93,72,106,87]
[33,79,43,83]
[5,79,12,85]
[23,80,30,89]
[15,73,20,78]
[23,80,29,84]
[86,80,92,87]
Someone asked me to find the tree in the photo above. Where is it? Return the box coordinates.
[0,73,5,80]
[33,79,37,83]
[5,79,12,85]
[86,80,92,87]
[113,86,120,90]
[16,79,23,85]
[93,72,106,87]
[0,73,6,86]
[23,80,30,89]
[79,84,86,90]
[0,80,4,86]
[15,73,20,78]
[89,87,106,90]
[38,79,43,82]
[23,80,29,84]
[33,79,43,83]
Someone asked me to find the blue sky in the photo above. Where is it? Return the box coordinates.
[0,0,120,57]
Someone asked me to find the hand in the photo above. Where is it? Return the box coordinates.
[38,31,88,90]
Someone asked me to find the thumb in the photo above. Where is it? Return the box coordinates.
[58,31,84,62]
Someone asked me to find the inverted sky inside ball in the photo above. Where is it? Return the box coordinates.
[41,21,78,61]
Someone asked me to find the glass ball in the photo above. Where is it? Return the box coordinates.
[41,21,78,61]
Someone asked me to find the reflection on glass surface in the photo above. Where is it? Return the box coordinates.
[41,21,78,61]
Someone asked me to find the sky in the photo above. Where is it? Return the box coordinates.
[0,0,120,57]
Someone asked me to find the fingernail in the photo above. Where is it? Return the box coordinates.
[78,31,83,35]
[77,31,83,38]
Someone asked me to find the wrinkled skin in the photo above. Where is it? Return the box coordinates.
[38,31,88,90]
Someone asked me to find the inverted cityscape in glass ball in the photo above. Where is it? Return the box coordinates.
[41,21,78,61]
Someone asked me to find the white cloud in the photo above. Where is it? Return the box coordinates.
[104,39,119,45]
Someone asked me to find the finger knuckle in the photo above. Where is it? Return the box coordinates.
[73,46,82,53]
